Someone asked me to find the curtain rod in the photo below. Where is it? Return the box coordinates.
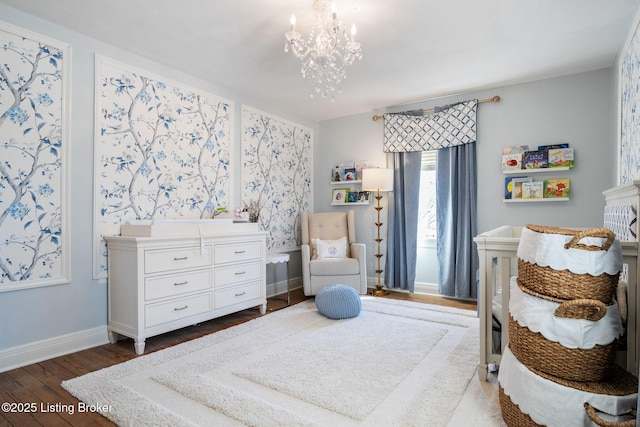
[371,95,501,121]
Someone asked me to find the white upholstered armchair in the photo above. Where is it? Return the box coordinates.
[300,210,367,296]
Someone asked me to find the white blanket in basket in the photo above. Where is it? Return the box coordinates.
[509,278,623,349]
[517,226,622,275]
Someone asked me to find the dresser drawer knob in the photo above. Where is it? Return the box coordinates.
[174,281,188,286]
[234,250,246,254]
[173,256,188,261]
[235,292,246,297]
[174,305,188,311]
[235,271,246,275]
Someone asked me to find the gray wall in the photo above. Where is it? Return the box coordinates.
[318,69,616,282]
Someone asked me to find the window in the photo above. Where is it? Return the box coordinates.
[417,150,437,240]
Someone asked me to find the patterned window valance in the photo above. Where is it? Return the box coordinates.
[383,99,478,153]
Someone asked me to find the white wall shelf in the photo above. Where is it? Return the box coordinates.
[504,197,569,203]
[503,167,571,175]
[331,201,370,206]
[331,180,362,185]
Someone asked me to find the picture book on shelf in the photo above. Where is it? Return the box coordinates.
[511,177,533,199]
[331,167,344,182]
[538,143,569,151]
[544,179,570,198]
[523,150,548,169]
[355,161,368,180]
[522,182,544,199]
[547,148,574,168]
[347,191,370,203]
[505,176,531,199]
[502,153,523,170]
[502,145,528,155]
[344,167,357,181]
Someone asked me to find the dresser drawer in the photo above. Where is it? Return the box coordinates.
[214,260,262,287]
[145,293,212,328]
[145,246,211,274]
[214,242,262,264]
[215,282,262,309]
[145,269,211,301]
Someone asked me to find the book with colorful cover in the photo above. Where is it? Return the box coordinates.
[544,179,570,198]
[505,176,530,199]
[344,167,357,181]
[523,150,548,169]
[538,143,569,151]
[501,153,523,171]
[510,177,533,199]
[547,148,574,168]
[331,167,344,182]
[522,181,544,199]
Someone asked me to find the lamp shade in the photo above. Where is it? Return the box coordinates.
[362,168,394,192]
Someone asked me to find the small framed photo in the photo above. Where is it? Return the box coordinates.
[332,188,348,204]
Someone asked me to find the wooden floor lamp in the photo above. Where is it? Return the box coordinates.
[362,168,394,296]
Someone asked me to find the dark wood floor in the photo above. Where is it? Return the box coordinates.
[0,288,476,426]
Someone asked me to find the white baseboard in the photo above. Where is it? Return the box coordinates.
[0,279,306,373]
[368,278,439,296]
[414,282,439,295]
[0,326,109,373]
[266,277,302,298]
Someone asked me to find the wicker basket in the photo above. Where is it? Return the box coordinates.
[516,225,620,304]
[499,358,638,427]
[499,385,543,427]
[508,314,618,382]
[500,383,638,427]
[517,259,619,304]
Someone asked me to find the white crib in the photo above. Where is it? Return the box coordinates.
[475,181,640,381]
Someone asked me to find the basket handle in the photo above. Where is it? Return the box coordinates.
[584,403,637,427]
[554,299,607,321]
[564,228,616,251]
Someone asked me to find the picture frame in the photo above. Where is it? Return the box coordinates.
[332,188,348,204]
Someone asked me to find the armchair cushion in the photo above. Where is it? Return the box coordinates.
[316,237,347,259]
[309,257,361,276]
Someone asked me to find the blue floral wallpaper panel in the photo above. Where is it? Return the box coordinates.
[621,19,640,184]
[241,105,312,251]
[94,56,233,278]
[0,22,70,291]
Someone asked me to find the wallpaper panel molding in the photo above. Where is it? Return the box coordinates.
[621,18,640,183]
[241,105,312,251]
[0,21,71,292]
[94,56,233,278]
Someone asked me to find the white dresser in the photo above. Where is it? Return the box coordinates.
[104,222,267,354]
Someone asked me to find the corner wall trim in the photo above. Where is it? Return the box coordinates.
[0,326,109,373]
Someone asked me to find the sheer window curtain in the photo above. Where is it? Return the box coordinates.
[436,143,478,299]
[385,151,422,292]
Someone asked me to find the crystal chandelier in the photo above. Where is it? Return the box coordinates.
[285,0,362,100]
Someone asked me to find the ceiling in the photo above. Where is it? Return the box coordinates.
[1,0,639,122]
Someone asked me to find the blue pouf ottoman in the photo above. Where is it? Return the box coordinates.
[315,284,362,319]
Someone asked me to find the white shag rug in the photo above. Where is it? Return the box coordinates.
[62,297,502,426]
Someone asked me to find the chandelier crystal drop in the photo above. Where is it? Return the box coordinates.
[285,0,362,100]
